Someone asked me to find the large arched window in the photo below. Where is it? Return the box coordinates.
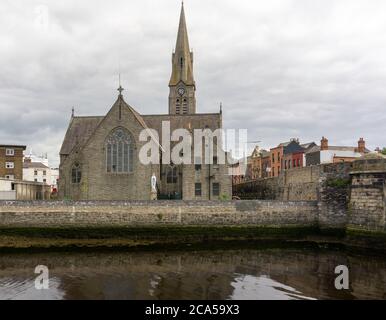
[166,165,178,184]
[106,128,134,173]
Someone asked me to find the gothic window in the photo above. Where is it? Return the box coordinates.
[71,163,82,184]
[166,165,178,184]
[176,98,181,114]
[106,128,134,173]
[180,57,183,68]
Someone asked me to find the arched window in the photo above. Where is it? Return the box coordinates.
[106,128,134,173]
[166,165,177,184]
[71,163,81,184]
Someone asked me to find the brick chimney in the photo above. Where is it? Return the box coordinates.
[320,137,328,151]
[357,138,366,153]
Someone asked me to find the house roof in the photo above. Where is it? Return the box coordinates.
[23,162,49,169]
[305,145,371,154]
[0,144,26,150]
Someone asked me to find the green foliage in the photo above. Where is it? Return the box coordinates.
[381,148,386,155]
[326,178,351,189]
[219,194,230,201]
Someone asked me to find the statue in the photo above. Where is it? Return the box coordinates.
[150,173,157,200]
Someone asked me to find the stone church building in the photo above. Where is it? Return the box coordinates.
[59,4,232,201]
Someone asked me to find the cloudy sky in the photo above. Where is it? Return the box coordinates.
[1,0,386,166]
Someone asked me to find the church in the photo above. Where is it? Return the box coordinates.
[59,3,232,201]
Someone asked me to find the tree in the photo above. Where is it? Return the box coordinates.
[382,148,386,156]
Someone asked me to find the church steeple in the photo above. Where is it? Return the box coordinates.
[169,2,196,115]
[169,2,195,87]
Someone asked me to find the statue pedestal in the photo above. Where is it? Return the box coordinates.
[150,190,157,201]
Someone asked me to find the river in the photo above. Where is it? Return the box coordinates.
[0,247,385,300]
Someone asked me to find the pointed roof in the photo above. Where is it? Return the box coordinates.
[169,2,195,87]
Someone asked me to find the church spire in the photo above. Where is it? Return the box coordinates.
[169,2,195,87]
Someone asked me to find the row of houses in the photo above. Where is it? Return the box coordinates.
[0,144,59,200]
[233,137,372,184]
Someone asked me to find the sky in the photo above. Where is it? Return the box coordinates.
[1,0,386,167]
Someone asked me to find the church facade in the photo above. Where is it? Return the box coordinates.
[59,4,232,201]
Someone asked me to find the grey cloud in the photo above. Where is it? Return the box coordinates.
[1,0,386,167]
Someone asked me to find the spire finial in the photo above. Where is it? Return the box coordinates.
[71,107,75,117]
[117,72,124,96]
[220,102,223,114]
[117,85,124,96]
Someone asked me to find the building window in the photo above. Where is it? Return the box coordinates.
[195,183,202,196]
[167,165,178,184]
[71,163,82,184]
[5,175,14,180]
[272,154,275,163]
[34,170,38,176]
[43,179,47,183]
[213,183,220,196]
[43,170,46,176]
[6,149,14,156]
[213,156,218,166]
[106,128,134,173]
[5,162,14,169]
[34,178,38,182]
[195,164,202,171]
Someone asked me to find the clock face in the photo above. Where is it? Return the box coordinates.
[177,87,185,96]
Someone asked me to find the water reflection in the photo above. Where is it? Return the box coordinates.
[0,248,385,300]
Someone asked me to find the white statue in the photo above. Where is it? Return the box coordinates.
[151,173,157,193]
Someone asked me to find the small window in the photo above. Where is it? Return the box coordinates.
[43,179,46,183]
[213,183,220,196]
[34,170,38,176]
[5,162,14,169]
[195,164,202,171]
[195,183,202,197]
[6,149,14,156]
[11,183,15,190]
[43,170,46,176]
[167,166,178,184]
[213,156,218,166]
[34,178,37,182]
[71,163,82,184]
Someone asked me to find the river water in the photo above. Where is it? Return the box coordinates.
[0,247,385,300]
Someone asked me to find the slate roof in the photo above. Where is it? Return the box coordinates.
[305,145,371,154]
[23,162,49,169]
[60,116,103,156]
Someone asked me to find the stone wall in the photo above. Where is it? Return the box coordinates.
[234,163,352,202]
[348,156,386,232]
[0,200,318,228]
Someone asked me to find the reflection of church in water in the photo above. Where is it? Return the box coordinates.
[59,3,232,200]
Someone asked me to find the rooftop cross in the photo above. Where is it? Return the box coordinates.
[117,85,124,96]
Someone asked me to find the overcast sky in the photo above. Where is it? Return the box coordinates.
[1,0,386,167]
